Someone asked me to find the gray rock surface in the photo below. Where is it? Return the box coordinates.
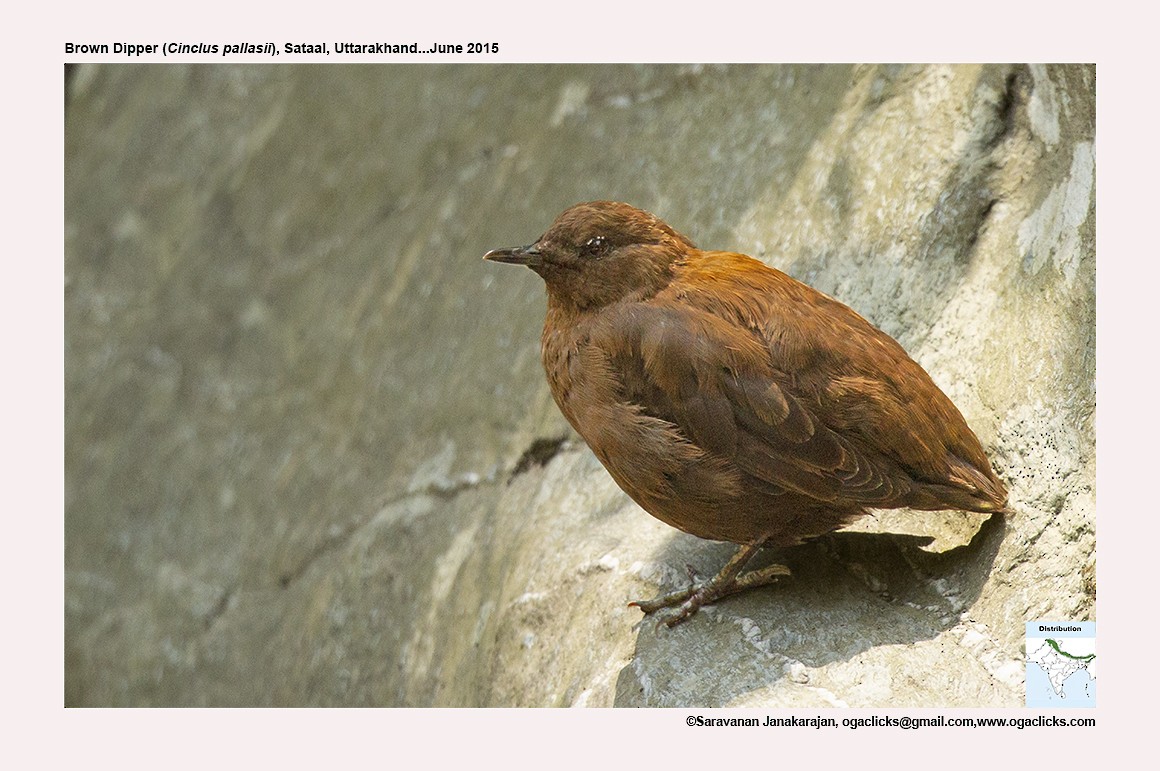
[65,63,1094,706]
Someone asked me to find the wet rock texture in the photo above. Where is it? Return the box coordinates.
[65,64,1094,706]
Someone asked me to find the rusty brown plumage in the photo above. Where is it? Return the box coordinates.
[485,201,1006,626]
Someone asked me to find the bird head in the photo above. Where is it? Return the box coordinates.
[484,201,695,311]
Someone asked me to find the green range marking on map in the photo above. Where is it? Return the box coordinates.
[1045,638,1095,662]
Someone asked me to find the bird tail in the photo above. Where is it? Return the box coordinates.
[911,454,1008,514]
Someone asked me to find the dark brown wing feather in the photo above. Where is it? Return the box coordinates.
[589,250,1006,513]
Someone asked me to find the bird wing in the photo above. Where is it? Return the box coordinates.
[599,250,1005,511]
[590,299,912,507]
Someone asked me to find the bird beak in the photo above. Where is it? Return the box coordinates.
[483,244,543,267]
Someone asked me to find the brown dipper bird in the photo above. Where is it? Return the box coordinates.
[484,201,1007,627]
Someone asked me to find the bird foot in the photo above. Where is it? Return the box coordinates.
[629,555,791,628]
[628,584,698,615]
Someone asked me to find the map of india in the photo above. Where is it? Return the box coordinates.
[1025,622,1096,707]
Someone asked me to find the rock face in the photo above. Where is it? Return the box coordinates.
[65,64,1094,707]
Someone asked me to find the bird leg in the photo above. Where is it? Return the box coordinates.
[629,541,791,628]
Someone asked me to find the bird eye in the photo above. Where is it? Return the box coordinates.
[582,236,609,258]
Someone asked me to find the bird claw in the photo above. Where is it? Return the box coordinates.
[630,551,792,628]
[628,584,697,614]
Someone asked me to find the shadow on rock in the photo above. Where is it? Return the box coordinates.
[614,513,1006,707]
